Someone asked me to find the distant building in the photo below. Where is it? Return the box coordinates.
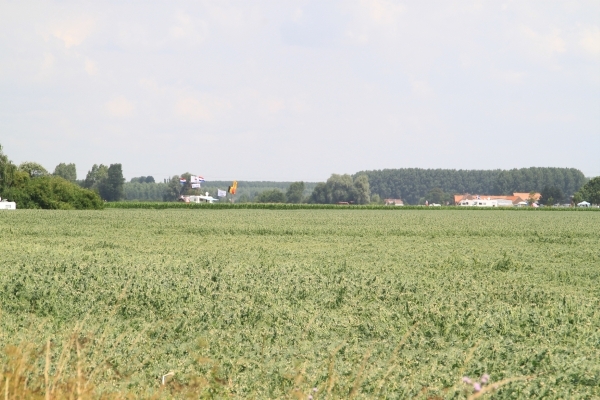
[179,194,218,203]
[513,192,541,202]
[455,193,541,207]
[384,199,404,206]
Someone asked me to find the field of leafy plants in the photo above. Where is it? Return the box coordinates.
[0,209,598,398]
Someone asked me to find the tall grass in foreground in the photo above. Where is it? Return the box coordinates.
[1,210,598,398]
[1,322,534,399]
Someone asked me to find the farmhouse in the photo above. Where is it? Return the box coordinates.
[455,193,540,207]
[384,199,404,206]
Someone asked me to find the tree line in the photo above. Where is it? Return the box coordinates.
[357,167,587,205]
[90,167,595,205]
[2,141,596,208]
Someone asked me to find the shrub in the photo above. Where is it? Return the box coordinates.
[2,176,103,209]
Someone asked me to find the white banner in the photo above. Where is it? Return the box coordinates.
[190,176,199,183]
[217,189,227,197]
[191,183,201,188]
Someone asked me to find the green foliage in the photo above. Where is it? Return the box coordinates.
[130,176,155,183]
[370,193,382,204]
[0,144,17,191]
[83,164,108,189]
[359,167,587,204]
[2,176,103,209]
[353,174,370,204]
[123,181,168,201]
[540,185,564,205]
[424,187,454,205]
[329,174,356,202]
[83,164,125,201]
[309,182,329,204]
[574,177,600,205]
[98,164,125,201]
[310,174,370,204]
[107,180,319,203]
[257,188,286,203]
[18,161,48,177]
[286,181,305,203]
[164,175,183,201]
[0,145,101,209]
[53,162,77,182]
[0,210,598,397]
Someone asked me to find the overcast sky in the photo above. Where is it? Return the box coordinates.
[1,1,599,182]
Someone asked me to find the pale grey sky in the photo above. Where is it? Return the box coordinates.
[1,1,599,181]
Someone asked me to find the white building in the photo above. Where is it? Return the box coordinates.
[459,199,496,207]
[0,197,16,210]
[459,197,514,207]
[180,193,219,203]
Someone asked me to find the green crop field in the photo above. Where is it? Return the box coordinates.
[0,210,598,399]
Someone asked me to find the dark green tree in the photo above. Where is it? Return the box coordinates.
[425,188,445,204]
[84,164,109,190]
[53,163,77,182]
[164,176,182,201]
[257,189,286,203]
[328,174,356,203]
[98,164,125,201]
[540,185,564,205]
[574,177,600,205]
[310,182,330,204]
[286,181,305,203]
[353,174,370,204]
[310,174,370,204]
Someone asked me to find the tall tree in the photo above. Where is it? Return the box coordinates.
[286,181,305,203]
[84,164,109,190]
[53,163,77,182]
[353,174,370,204]
[425,188,446,204]
[18,162,48,177]
[574,177,600,205]
[98,164,125,201]
[328,174,357,203]
[164,176,182,201]
[540,185,564,205]
[0,144,17,192]
[310,182,330,204]
[309,174,371,204]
